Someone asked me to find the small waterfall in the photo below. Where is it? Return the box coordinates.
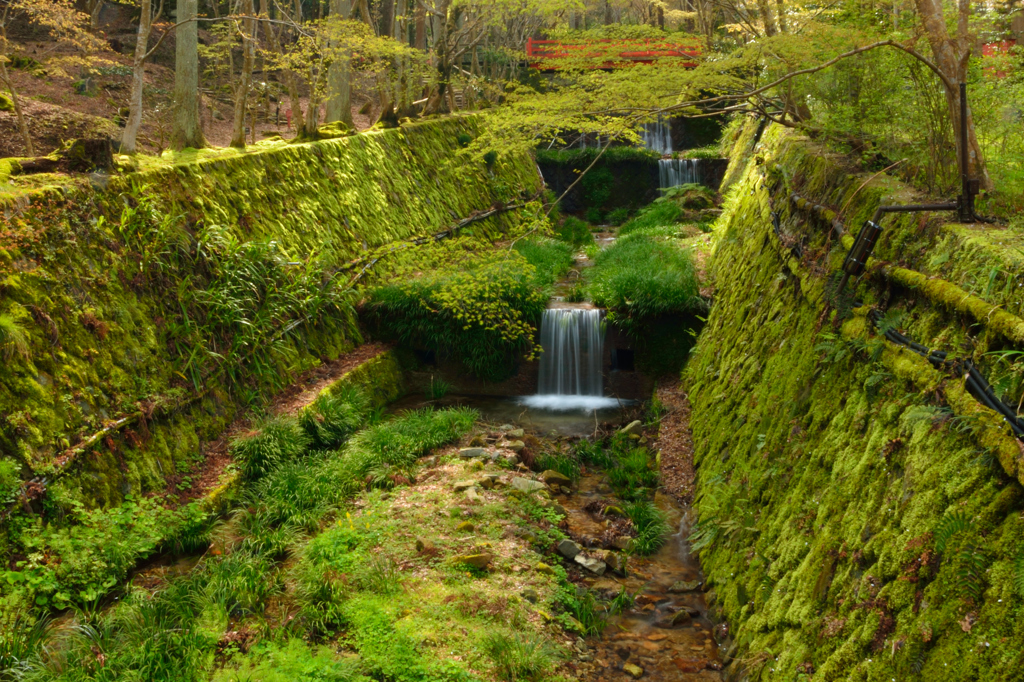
[659,158,703,188]
[641,116,673,156]
[537,308,604,396]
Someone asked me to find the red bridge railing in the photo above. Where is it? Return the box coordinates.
[526,37,701,69]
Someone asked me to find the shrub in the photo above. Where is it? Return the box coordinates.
[364,256,547,382]
[584,207,605,225]
[585,231,702,333]
[230,416,311,479]
[606,438,659,500]
[299,386,371,449]
[607,207,632,226]
[554,217,595,247]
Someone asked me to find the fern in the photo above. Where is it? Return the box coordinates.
[0,313,30,361]
[934,511,972,553]
[1013,551,1024,598]
[955,546,988,604]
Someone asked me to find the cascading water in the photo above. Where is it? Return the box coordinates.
[521,308,619,411]
[659,158,704,188]
[641,116,673,156]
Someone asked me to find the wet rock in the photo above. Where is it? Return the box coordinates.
[508,428,525,438]
[610,536,632,551]
[414,537,434,553]
[459,447,487,458]
[623,662,644,678]
[456,521,475,532]
[452,553,491,569]
[595,549,627,575]
[535,562,555,575]
[505,440,526,452]
[502,453,520,466]
[668,580,701,593]
[619,420,643,437]
[574,554,607,575]
[511,477,545,494]
[557,539,582,559]
[540,470,572,486]
[467,460,484,472]
[670,610,692,626]
[591,579,622,599]
[476,477,494,490]
[521,587,539,603]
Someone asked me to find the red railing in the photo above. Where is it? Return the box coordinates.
[526,37,701,69]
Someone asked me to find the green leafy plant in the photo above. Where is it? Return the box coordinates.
[0,312,30,362]
[482,631,559,682]
[534,448,581,482]
[555,217,595,247]
[1013,551,1024,598]
[624,500,671,555]
[299,386,371,449]
[617,201,683,236]
[427,377,453,400]
[934,511,972,553]
[606,207,631,226]
[230,415,311,479]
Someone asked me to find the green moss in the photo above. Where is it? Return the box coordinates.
[688,118,1024,680]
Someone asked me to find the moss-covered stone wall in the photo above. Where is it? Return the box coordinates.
[688,120,1024,680]
[0,117,540,508]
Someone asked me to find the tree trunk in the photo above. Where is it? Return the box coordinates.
[0,61,33,156]
[326,0,354,125]
[380,0,394,36]
[172,0,206,149]
[414,1,426,48]
[776,0,787,31]
[230,0,256,148]
[913,0,991,189]
[604,1,613,25]
[121,0,152,154]
[758,0,777,35]
[262,2,305,133]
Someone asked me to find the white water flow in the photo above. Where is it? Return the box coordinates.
[641,116,673,156]
[659,158,704,188]
[522,308,620,411]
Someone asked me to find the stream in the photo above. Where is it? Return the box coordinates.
[561,472,724,681]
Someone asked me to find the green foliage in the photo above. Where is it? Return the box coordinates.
[512,238,575,287]
[482,631,559,682]
[586,231,701,336]
[204,551,282,617]
[229,415,311,480]
[605,437,659,501]
[659,183,715,210]
[580,166,614,209]
[427,377,453,400]
[572,438,613,468]
[365,255,547,382]
[4,496,185,609]
[584,207,604,224]
[0,611,52,681]
[534,147,659,166]
[0,311,30,362]
[554,217,594,247]
[535,448,581,482]
[1014,551,1024,599]
[617,201,683,236]
[623,501,671,555]
[212,639,369,682]
[607,586,637,615]
[934,511,973,553]
[0,459,20,506]
[555,583,604,636]
[606,207,631,226]
[299,386,371,449]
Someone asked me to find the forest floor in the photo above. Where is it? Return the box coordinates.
[0,37,379,160]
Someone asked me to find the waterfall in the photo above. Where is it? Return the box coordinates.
[641,116,673,156]
[659,158,703,188]
[537,308,604,396]
[522,308,616,411]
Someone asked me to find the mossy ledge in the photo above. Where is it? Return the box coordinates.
[0,117,540,508]
[688,120,1024,679]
